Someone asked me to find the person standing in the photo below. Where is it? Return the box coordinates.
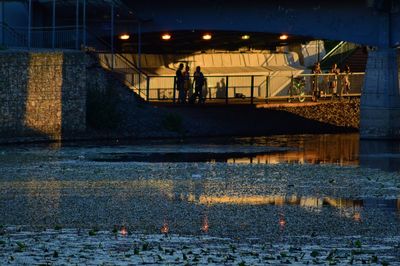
[190,66,206,104]
[176,63,185,103]
[312,62,322,102]
[329,63,340,99]
[341,65,351,100]
[183,65,191,102]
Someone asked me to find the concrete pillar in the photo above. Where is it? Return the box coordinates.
[360,9,400,139]
[52,0,55,48]
[82,0,86,48]
[75,0,79,49]
[360,48,400,138]
[1,1,4,46]
[28,0,31,49]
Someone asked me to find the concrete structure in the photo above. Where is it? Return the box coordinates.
[0,51,86,142]
[96,52,306,100]
[1,0,400,138]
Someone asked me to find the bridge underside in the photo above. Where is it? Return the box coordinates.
[3,0,400,138]
[122,0,400,139]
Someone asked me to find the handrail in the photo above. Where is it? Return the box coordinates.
[321,41,345,62]
[141,71,364,103]
[143,72,365,79]
[1,21,28,46]
[92,53,148,100]
[84,28,150,100]
[85,29,147,76]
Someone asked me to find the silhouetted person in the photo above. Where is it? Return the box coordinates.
[190,66,206,104]
[216,78,226,99]
[183,65,191,101]
[176,63,185,103]
[340,65,351,100]
[329,63,340,98]
[312,62,322,101]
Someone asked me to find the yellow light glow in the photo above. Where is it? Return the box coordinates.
[241,35,250,40]
[202,34,212,40]
[279,34,289,40]
[161,222,169,234]
[119,34,130,40]
[161,33,171,40]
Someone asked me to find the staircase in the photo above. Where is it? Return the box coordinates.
[85,30,150,101]
[320,42,358,70]
[0,22,28,47]
[340,47,368,72]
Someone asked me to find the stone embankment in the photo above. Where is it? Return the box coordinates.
[265,99,360,129]
[109,98,360,139]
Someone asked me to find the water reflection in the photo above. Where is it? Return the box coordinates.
[161,220,169,234]
[278,213,286,231]
[233,134,359,166]
[201,214,209,233]
[1,178,399,240]
[88,134,361,167]
[4,133,400,171]
[360,139,400,172]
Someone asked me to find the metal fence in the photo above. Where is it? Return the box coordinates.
[0,23,82,49]
[116,72,364,104]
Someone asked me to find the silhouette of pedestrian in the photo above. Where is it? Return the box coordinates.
[176,63,185,103]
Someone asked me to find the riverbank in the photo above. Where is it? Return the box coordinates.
[91,98,360,140]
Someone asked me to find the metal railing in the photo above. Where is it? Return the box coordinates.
[128,72,364,104]
[1,24,82,49]
[91,51,149,100]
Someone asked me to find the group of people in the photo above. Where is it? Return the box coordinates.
[175,63,207,104]
[312,62,351,101]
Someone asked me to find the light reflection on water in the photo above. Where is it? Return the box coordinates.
[1,133,400,238]
[86,134,360,167]
[1,178,399,237]
[87,133,400,172]
[233,134,359,166]
[2,133,400,171]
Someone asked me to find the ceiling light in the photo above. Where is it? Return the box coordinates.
[279,34,289,40]
[241,35,250,40]
[161,33,171,40]
[202,34,212,40]
[119,34,130,40]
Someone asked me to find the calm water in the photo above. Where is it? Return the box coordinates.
[65,133,399,172]
[0,133,399,241]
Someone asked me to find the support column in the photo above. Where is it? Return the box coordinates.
[75,0,79,49]
[82,0,86,48]
[52,0,55,48]
[111,3,114,69]
[1,1,5,46]
[360,48,400,138]
[28,0,31,49]
[137,21,141,71]
[360,11,400,139]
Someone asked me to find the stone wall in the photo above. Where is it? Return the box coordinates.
[0,51,86,142]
